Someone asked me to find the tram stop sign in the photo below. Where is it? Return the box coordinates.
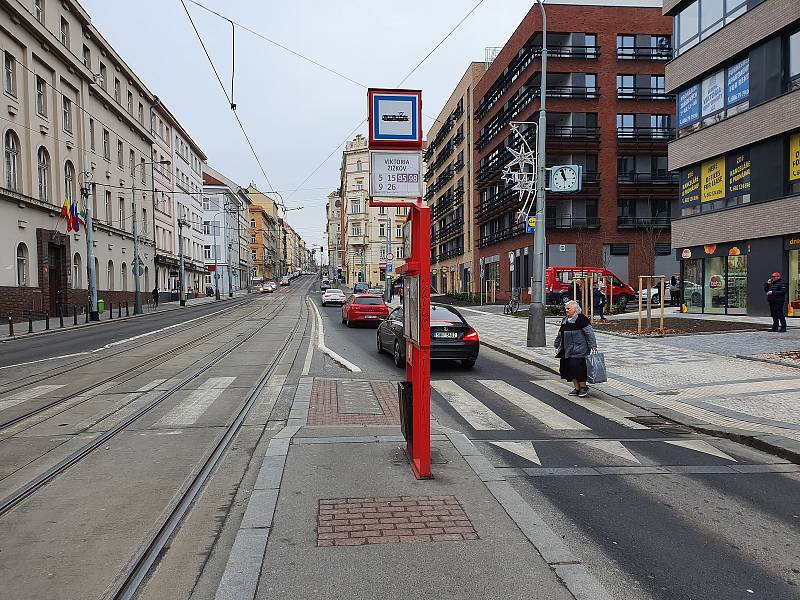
[525,216,536,234]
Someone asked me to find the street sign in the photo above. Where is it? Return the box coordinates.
[370,151,422,198]
[386,253,394,261]
[368,89,423,149]
[386,261,393,274]
[525,216,536,234]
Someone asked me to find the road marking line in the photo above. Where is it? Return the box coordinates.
[72,380,168,432]
[155,376,236,428]
[579,440,641,463]
[431,380,513,431]
[302,307,316,376]
[308,300,362,373]
[479,380,590,431]
[0,384,67,412]
[490,441,541,464]
[531,380,649,429]
[665,439,737,462]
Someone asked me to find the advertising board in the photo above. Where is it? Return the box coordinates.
[701,70,725,117]
[701,156,726,203]
[726,58,749,106]
[679,167,701,207]
[677,84,700,127]
[404,275,420,344]
[791,133,800,182]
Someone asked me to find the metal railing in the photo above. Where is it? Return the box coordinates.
[617,87,674,101]
[616,126,674,140]
[546,125,600,139]
[617,216,671,228]
[546,216,601,228]
[617,46,672,61]
[617,172,679,184]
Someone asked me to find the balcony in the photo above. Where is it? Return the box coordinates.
[478,222,523,248]
[546,124,599,139]
[452,102,464,120]
[439,218,465,240]
[439,244,465,260]
[616,46,672,61]
[617,87,674,101]
[545,216,601,229]
[617,216,671,228]
[617,172,679,185]
[453,158,464,172]
[616,126,674,141]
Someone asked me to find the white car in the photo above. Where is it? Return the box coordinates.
[321,288,346,306]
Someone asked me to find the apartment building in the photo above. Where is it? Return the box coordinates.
[326,189,342,279]
[338,134,408,286]
[245,184,279,280]
[425,62,485,295]
[666,0,800,316]
[1,0,155,320]
[473,0,675,303]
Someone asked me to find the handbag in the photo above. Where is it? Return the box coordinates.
[585,350,607,384]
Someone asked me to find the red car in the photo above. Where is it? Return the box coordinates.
[545,266,637,310]
[341,294,389,327]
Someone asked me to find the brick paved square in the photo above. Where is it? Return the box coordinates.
[316,496,478,546]
[307,378,400,425]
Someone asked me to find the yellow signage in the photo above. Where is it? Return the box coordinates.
[527,216,537,228]
[791,133,800,182]
[701,156,726,202]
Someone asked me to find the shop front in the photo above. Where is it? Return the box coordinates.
[678,241,749,315]
[786,235,800,316]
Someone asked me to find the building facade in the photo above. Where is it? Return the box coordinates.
[245,184,278,279]
[249,203,271,280]
[1,0,156,321]
[326,189,342,279]
[425,62,485,295]
[339,134,408,286]
[666,0,800,316]
[472,0,675,303]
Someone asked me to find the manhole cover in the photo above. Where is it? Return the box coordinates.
[627,416,693,434]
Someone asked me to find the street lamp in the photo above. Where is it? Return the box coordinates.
[177,216,189,306]
[527,0,548,347]
[132,159,170,315]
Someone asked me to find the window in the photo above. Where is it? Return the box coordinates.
[617,74,635,98]
[396,226,402,238]
[351,199,361,213]
[119,197,125,229]
[60,17,69,48]
[396,246,404,259]
[107,260,114,290]
[82,44,91,68]
[650,75,666,94]
[4,129,19,191]
[791,31,800,91]
[585,74,597,93]
[103,130,110,160]
[675,0,754,55]
[16,242,28,286]
[251,235,256,244]
[138,102,144,124]
[36,76,47,116]
[114,78,120,103]
[129,150,135,177]
[117,140,123,168]
[62,96,72,132]
[701,0,724,36]
[89,118,95,150]
[99,63,107,89]
[127,90,133,113]
[396,206,404,215]
[379,223,386,237]
[37,146,50,201]
[140,158,146,183]
[4,52,16,97]
[34,0,44,22]
[121,263,127,291]
[73,253,81,287]
[351,223,361,236]
[204,245,212,260]
[64,160,75,203]
[105,190,112,223]
[617,113,635,136]
[617,35,635,58]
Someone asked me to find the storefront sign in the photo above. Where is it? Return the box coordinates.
[701,70,725,116]
[681,248,692,259]
[677,84,700,128]
[679,167,701,207]
[727,150,751,196]
[726,58,749,106]
[784,235,800,250]
[701,157,726,202]
[790,133,800,182]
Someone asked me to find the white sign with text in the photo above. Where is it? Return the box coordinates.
[370,151,422,198]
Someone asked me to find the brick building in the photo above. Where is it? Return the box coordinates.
[666,0,800,316]
[472,0,675,303]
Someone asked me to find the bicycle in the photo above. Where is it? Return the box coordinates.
[503,288,521,315]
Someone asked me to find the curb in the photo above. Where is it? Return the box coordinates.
[480,340,800,465]
[735,354,800,371]
[0,295,251,344]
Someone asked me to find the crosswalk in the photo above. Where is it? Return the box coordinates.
[154,377,236,428]
[0,384,67,412]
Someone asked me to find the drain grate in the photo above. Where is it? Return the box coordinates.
[627,416,694,434]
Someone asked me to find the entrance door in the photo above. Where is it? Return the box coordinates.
[48,243,65,314]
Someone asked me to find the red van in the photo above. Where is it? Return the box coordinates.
[545,267,636,309]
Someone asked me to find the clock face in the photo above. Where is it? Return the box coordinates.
[551,166,578,191]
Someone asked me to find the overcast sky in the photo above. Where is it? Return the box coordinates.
[81,0,533,251]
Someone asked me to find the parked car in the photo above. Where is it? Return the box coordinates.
[263,281,277,293]
[279,276,290,286]
[545,266,636,310]
[377,304,480,369]
[341,294,389,327]
[353,282,370,294]
[321,288,346,306]
[367,287,384,296]
[320,278,331,291]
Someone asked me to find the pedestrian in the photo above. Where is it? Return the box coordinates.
[555,300,598,397]
[669,274,680,307]
[592,282,607,321]
[151,286,159,308]
[765,271,787,332]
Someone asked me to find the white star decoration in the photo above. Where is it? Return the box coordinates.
[503,123,539,221]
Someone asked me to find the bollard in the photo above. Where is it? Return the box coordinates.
[45,311,50,330]
[109,303,113,319]
[118,302,122,318]
[59,305,64,328]
[85,305,89,324]
[8,314,13,337]
[125,301,129,317]
[28,312,33,334]
[73,306,78,326]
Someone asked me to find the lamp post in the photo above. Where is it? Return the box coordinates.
[527,0,548,347]
[132,159,170,315]
[177,216,189,306]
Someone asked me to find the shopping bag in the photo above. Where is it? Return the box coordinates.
[585,352,607,384]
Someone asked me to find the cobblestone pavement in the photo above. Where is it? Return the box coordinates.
[459,308,800,440]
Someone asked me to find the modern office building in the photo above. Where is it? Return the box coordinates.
[666,0,800,316]
[472,0,675,303]
[425,62,485,295]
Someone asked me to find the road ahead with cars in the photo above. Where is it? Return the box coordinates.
[310,282,800,600]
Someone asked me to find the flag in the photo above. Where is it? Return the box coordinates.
[70,199,80,232]
[78,208,86,227]
[61,197,74,232]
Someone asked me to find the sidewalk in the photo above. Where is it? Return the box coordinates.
[2,289,252,340]
[214,377,610,600]
[457,307,800,461]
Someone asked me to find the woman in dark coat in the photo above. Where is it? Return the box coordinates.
[555,300,597,397]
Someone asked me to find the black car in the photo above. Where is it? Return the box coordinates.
[353,282,369,294]
[376,303,480,369]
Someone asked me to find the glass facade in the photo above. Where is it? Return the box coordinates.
[680,248,748,314]
[790,250,800,315]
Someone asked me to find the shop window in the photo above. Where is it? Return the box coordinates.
[790,31,800,92]
[609,244,629,256]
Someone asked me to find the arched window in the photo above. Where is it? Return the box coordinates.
[5,130,20,191]
[107,259,114,290]
[64,160,75,203]
[144,266,150,291]
[16,242,28,286]
[94,257,99,289]
[73,252,82,288]
[121,262,127,291]
[37,147,50,202]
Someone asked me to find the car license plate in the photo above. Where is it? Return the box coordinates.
[434,332,458,339]
[364,315,378,319]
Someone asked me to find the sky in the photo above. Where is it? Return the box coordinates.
[80,0,534,252]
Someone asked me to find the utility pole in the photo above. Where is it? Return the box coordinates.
[527,0,548,347]
[177,217,188,306]
[80,174,99,321]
